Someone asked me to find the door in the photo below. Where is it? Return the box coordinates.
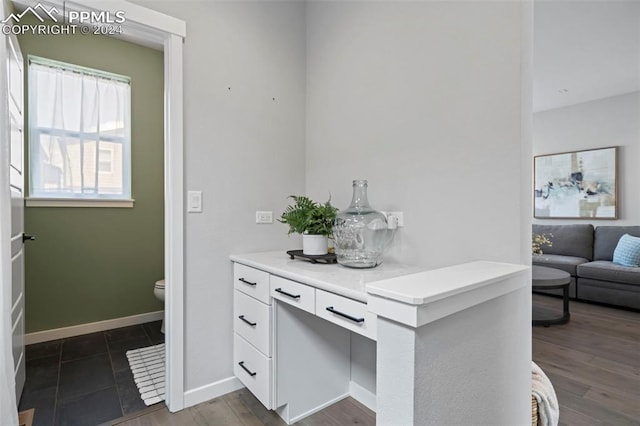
[7,32,25,400]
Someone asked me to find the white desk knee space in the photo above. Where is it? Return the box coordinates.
[230,251,530,425]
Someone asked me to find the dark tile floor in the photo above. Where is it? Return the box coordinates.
[19,320,165,426]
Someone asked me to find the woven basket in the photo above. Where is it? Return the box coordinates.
[531,395,539,426]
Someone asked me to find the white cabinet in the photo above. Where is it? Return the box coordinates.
[315,289,377,341]
[232,264,273,409]
[270,275,315,314]
[233,333,272,409]
[232,252,531,426]
[232,260,378,423]
[234,263,270,303]
[234,290,272,356]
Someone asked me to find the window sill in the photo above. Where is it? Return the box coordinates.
[25,198,135,208]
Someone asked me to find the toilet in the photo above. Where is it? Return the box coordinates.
[154,279,165,334]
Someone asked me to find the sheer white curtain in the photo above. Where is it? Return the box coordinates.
[29,60,131,199]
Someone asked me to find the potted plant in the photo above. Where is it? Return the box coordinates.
[532,233,553,256]
[279,195,339,255]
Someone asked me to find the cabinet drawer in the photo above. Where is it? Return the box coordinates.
[234,290,272,356]
[315,289,377,341]
[270,275,315,314]
[234,263,270,304]
[234,333,272,409]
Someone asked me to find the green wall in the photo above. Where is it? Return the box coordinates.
[18,17,165,332]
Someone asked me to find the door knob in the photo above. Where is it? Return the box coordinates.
[22,233,36,242]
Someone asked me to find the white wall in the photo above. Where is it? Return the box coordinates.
[137,0,532,408]
[305,1,527,269]
[533,92,640,225]
[305,5,531,416]
[137,0,307,393]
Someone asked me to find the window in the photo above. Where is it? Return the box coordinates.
[28,56,131,203]
[98,148,113,173]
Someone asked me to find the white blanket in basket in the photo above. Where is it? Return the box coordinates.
[532,361,559,426]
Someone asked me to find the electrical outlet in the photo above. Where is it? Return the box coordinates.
[256,211,273,224]
[387,211,404,227]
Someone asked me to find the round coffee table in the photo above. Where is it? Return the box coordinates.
[532,265,571,326]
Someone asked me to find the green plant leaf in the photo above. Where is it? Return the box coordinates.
[279,195,338,236]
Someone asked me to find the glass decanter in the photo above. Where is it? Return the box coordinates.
[333,180,391,268]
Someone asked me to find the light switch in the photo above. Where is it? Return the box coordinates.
[188,191,202,213]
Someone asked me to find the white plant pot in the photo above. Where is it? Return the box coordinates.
[302,234,328,256]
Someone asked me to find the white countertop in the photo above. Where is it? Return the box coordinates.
[230,250,423,302]
[230,251,529,319]
[366,261,530,305]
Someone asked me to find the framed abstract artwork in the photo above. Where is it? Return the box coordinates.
[534,147,618,219]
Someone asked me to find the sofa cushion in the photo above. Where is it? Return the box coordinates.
[577,260,640,286]
[577,278,640,310]
[532,254,589,276]
[593,226,640,261]
[532,224,594,260]
[613,234,640,267]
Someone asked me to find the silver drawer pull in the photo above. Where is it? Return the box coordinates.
[238,277,257,286]
[275,288,300,299]
[238,361,257,376]
[238,315,257,327]
[326,306,365,323]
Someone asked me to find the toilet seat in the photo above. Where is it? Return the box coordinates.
[154,279,165,301]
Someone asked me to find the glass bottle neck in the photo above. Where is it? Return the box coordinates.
[349,180,370,210]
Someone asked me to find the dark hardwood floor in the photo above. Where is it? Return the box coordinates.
[108,390,374,426]
[533,293,640,426]
[109,295,639,425]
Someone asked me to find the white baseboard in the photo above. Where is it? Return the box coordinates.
[289,392,350,424]
[25,310,164,345]
[350,381,377,413]
[180,379,374,419]
[184,376,244,408]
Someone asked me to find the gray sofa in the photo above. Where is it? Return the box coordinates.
[532,224,640,310]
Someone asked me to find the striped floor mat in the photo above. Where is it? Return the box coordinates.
[126,343,166,406]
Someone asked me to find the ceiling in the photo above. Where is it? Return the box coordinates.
[533,0,640,112]
[11,0,638,112]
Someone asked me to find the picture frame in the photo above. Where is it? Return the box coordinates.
[534,146,618,219]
